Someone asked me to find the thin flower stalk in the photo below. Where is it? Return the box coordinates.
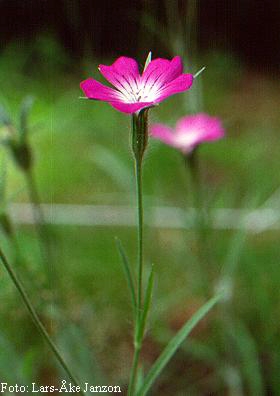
[185,149,210,294]
[128,110,149,396]
[151,113,225,294]
[132,112,148,316]
[80,53,194,396]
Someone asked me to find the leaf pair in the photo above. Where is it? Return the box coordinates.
[116,237,221,396]
[116,237,155,329]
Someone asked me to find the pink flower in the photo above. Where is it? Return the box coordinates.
[151,113,225,153]
[80,56,193,114]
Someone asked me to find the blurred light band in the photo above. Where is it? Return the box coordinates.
[8,204,280,233]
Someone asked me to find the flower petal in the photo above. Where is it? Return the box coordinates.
[176,113,225,143]
[154,73,194,103]
[80,78,120,101]
[99,57,140,96]
[141,56,183,88]
[150,124,176,146]
[109,101,153,114]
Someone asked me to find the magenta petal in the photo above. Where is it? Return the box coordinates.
[99,57,140,92]
[155,73,194,103]
[141,56,183,87]
[111,56,140,77]
[141,58,171,86]
[162,56,184,82]
[150,113,225,153]
[80,78,119,101]
[80,55,194,115]
[199,116,225,141]
[150,124,176,146]
[109,101,153,114]
[176,114,225,143]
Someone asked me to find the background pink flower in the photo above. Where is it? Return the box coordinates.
[151,113,225,153]
[80,56,193,114]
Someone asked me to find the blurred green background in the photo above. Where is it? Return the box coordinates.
[0,1,280,395]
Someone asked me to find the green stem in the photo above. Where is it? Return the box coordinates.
[136,158,144,319]
[0,247,85,396]
[128,157,144,396]
[128,343,141,396]
[185,149,201,209]
[128,111,148,396]
[184,150,210,296]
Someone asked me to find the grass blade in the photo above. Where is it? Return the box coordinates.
[137,265,155,343]
[115,237,137,314]
[137,293,222,396]
[227,319,265,396]
[135,366,144,394]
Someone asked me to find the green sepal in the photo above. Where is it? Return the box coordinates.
[143,52,152,72]
[132,109,149,162]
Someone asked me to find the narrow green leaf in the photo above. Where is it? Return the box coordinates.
[137,294,222,396]
[136,366,144,394]
[137,265,155,343]
[227,320,265,396]
[143,52,152,72]
[115,237,137,314]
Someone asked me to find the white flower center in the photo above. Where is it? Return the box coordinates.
[173,129,199,148]
[116,78,162,103]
